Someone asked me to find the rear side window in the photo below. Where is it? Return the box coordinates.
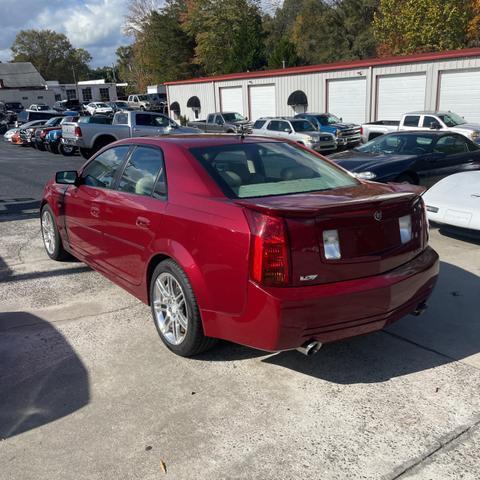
[190,142,358,199]
[253,120,266,129]
[82,146,130,189]
[115,113,128,125]
[207,114,215,123]
[117,146,166,198]
[403,115,420,127]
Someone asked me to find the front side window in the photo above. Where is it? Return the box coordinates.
[136,114,155,126]
[222,113,245,122]
[117,146,166,197]
[291,120,315,132]
[152,115,171,127]
[422,116,439,128]
[434,135,469,154]
[267,121,281,131]
[403,115,420,127]
[190,142,358,199]
[207,114,215,123]
[82,146,130,189]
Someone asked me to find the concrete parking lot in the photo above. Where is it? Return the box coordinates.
[0,140,479,480]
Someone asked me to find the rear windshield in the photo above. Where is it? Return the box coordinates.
[190,142,358,199]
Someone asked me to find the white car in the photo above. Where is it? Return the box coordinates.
[86,102,114,116]
[28,104,52,112]
[3,119,47,142]
[423,171,480,231]
[252,117,337,152]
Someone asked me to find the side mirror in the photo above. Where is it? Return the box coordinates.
[284,128,292,133]
[56,170,79,185]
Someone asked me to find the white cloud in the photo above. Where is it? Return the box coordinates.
[0,0,130,67]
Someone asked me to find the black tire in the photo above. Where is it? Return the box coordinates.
[50,143,59,154]
[79,147,93,159]
[37,142,46,151]
[149,259,216,357]
[140,106,145,111]
[40,204,69,261]
[60,144,76,156]
[395,173,416,184]
[91,137,113,156]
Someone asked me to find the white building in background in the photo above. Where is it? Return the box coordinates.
[46,79,127,103]
[0,62,55,106]
[165,48,480,124]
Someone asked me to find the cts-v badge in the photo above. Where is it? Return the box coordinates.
[300,274,318,282]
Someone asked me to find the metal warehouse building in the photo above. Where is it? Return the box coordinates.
[165,48,480,124]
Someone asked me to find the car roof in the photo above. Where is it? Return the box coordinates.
[405,111,453,115]
[114,134,284,149]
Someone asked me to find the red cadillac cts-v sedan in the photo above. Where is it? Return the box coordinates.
[41,135,439,357]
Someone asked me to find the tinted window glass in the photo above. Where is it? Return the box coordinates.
[422,116,439,128]
[136,114,154,126]
[117,146,165,197]
[403,115,420,127]
[434,135,469,155]
[152,115,171,127]
[207,114,215,123]
[82,146,129,189]
[278,121,291,132]
[190,142,358,199]
[267,121,280,131]
[291,120,315,132]
[356,133,434,155]
[253,120,266,129]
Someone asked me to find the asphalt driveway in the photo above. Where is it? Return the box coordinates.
[0,140,479,479]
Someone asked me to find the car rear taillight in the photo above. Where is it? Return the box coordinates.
[245,210,290,286]
[74,126,82,137]
[360,126,363,136]
[40,130,46,138]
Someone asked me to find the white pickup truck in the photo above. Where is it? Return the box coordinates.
[62,110,201,159]
[361,111,480,144]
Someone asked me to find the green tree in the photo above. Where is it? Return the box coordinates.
[11,29,92,82]
[268,37,299,68]
[183,0,266,75]
[374,0,469,56]
[292,0,379,64]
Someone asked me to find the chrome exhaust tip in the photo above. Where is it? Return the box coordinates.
[296,341,322,356]
[412,302,428,316]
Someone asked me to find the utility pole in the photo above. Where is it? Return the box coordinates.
[282,60,286,69]
[111,64,117,83]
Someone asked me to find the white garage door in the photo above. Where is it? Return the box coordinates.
[327,78,367,124]
[439,69,480,123]
[220,87,244,115]
[377,73,426,120]
[249,85,276,121]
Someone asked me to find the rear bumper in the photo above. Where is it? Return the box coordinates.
[206,247,439,351]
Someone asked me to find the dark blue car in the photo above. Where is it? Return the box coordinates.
[329,131,480,188]
[295,112,361,148]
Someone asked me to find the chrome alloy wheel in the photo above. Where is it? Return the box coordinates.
[41,209,56,255]
[153,272,188,345]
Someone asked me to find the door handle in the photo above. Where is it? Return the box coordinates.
[90,206,100,218]
[133,128,140,133]
[136,216,150,228]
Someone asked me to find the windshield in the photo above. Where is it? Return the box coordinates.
[222,113,245,122]
[291,120,315,132]
[355,133,435,155]
[115,102,129,107]
[190,142,358,199]
[36,105,50,111]
[6,103,22,109]
[45,117,61,126]
[437,112,466,127]
[96,103,109,108]
[315,114,340,126]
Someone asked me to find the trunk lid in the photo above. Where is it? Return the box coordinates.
[238,182,427,286]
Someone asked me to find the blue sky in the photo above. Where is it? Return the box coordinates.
[0,0,131,69]
[0,0,281,73]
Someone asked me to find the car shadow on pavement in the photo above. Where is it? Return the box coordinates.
[0,312,90,439]
[261,260,479,383]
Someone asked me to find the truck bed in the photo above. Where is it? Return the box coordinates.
[363,120,400,126]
